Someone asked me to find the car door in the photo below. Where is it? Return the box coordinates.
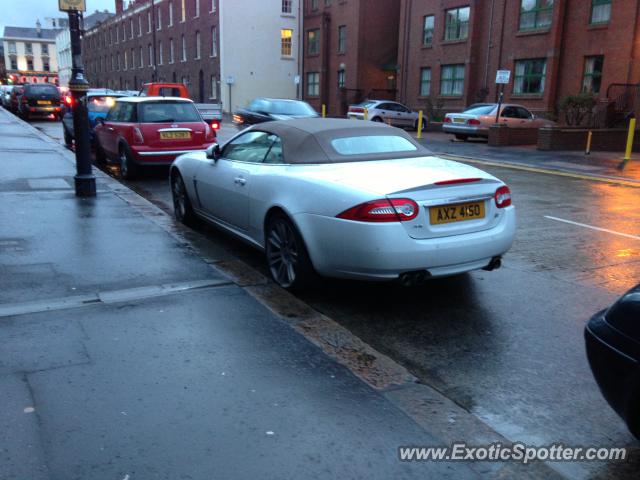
[394,103,415,127]
[499,106,519,127]
[515,106,535,128]
[375,103,395,123]
[97,102,123,158]
[195,131,275,232]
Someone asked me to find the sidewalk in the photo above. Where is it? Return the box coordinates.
[0,108,479,479]
[415,131,640,184]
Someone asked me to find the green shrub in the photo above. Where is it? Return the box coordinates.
[559,93,597,126]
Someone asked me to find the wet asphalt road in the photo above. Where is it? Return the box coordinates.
[34,119,640,478]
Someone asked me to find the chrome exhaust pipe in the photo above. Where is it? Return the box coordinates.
[483,256,502,271]
[399,270,431,286]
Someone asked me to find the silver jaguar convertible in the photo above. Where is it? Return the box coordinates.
[170,118,516,290]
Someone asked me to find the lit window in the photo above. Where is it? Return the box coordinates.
[423,15,434,46]
[590,0,611,24]
[513,58,547,95]
[519,0,553,30]
[281,29,293,56]
[440,64,465,96]
[307,72,319,96]
[420,67,431,96]
[582,56,604,94]
[444,7,469,41]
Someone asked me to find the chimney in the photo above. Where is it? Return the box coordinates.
[115,0,124,14]
[36,19,42,37]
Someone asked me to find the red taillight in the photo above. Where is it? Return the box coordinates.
[204,123,215,141]
[494,185,512,208]
[444,117,452,123]
[434,177,481,186]
[349,107,364,113]
[337,198,419,222]
[133,127,144,144]
[467,119,481,125]
[211,121,220,130]
[64,95,73,106]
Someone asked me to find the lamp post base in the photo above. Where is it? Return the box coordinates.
[74,174,97,197]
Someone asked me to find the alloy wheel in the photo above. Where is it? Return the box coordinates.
[267,220,299,288]
[172,176,187,221]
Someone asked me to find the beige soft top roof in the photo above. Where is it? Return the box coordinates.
[247,118,430,164]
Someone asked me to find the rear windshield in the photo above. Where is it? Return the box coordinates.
[139,101,201,123]
[463,105,496,115]
[269,100,317,116]
[87,96,119,113]
[331,135,417,156]
[354,101,378,108]
[25,84,59,96]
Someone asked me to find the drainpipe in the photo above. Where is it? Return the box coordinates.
[547,0,568,116]
[321,12,331,112]
[495,0,507,101]
[400,0,412,104]
[298,0,303,99]
[483,0,496,89]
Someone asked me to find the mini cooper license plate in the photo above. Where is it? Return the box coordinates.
[37,100,51,105]
[429,201,485,225]
[160,131,191,140]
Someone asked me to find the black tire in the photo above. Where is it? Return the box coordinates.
[118,143,139,180]
[414,119,426,132]
[171,171,199,227]
[371,116,383,123]
[265,213,316,291]
[63,128,73,148]
[455,134,469,141]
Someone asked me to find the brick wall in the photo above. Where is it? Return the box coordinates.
[488,124,539,146]
[537,127,640,152]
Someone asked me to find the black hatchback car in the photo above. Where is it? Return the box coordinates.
[585,284,640,439]
[232,98,318,128]
[18,83,62,120]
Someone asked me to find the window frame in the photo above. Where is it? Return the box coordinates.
[582,55,604,94]
[513,58,547,95]
[422,15,434,46]
[307,71,320,96]
[419,67,431,97]
[338,25,346,53]
[307,29,320,55]
[590,0,611,25]
[444,6,470,41]
[439,64,465,97]
[281,29,293,57]
[519,0,554,31]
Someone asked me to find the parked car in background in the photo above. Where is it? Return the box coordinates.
[17,83,63,121]
[232,98,318,127]
[585,283,640,439]
[62,90,126,147]
[1,85,14,109]
[139,82,222,127]
[170,119,515,290]
[347,100,426,131]
[443,103,554,140]
[8,85,25,113]
[94,97,216,179]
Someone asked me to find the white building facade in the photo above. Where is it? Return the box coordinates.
[55,29,72,87]
[219,0,302,112]
[2,23,59,84]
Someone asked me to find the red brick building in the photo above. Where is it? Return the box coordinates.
[397,0,640,118]
[82,0,221,102]
[302,0,401,116]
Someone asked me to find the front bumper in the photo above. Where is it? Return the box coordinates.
[131,145,214,165]
[442,123,487,136]
[293,206,516,280]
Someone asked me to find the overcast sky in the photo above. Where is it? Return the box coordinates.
[1,0,115,33]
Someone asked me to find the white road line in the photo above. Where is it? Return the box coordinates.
[544,216,640,241]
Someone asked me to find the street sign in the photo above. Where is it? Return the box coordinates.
[225,76,236,85]
[294,75,300,85]
[59,0,86,11]
[496,70,511,84]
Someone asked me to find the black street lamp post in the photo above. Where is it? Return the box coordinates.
[68,9,96,197]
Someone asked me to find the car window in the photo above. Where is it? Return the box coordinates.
[249,99,270,113]
[121,103,137,122]
[87,96,119,113]
[158,87,183,97]
[269,101,317,116]
[264,135,284,164]
[516,107,533,119]
[106,103,123,122]
[25,84,59,96]
[331,135,417,156]
[501,106,518,118]
[222,131,275,163]
[463,105,496,115]
[139,101,200,123]
[378,103,394,111]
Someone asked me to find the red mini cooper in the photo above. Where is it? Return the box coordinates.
[94,97,216,179]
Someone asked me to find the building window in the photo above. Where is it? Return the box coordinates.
[325,0,331,5]
[26,43,33,54]
[195,0,200,17]
[124,50,128,69]
[131,48,135,68]
[157,8,162,29]
[211,27,218,56]
[211,0,217,13]
[139,46,144,68]
[181,0,186,22]
[138,15,142,36]
[148,11,152,32]
[181,35,186,61]
[27,58,34,70]
[148,44,153,66]
[158,41,163,64]
[420,67,431,96]
[123,23,127,41]
[513,58,547,95]
[117,54,121,70]
[440,64,465,96]
[311,0,318,11]
[169,1,174,26]
[283,0,292,13]
[423,15,434,46]
[210,75,217,99]
[280,29,294,56]
[338,25,346,53]
[169,38,175,63]
[582,56,604,94]
[444,7,469,41]
[130,18,134,38]
[307,72,320,96]
[195,31,201,59]
[115,26,119,43]
[337,69,345,88]
[43,60,50,72]
[307,29,320,55]
[10,58,17,70]
[519,0,553,31]
[41,44,49,55]
[590,0,611,24]
[8,41,16,54]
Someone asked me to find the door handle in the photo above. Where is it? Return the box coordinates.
[234,177,246,186]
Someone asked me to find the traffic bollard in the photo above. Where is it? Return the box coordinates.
[417,111,424,139]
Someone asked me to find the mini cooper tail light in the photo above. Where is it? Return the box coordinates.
[495,185,512,208]
[337,198,419,222]
[211,121,220,130]
[204,123,215,141]
[133,127,145,144]
[468,118,481,125]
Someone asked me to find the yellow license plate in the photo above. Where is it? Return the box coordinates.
[429,201,485,225]
[37,100,51,105]
[453,117,467,123]
[160,131,191,140]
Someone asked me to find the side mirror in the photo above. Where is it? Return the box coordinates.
[206,143,221,161]
[96,117,105,125]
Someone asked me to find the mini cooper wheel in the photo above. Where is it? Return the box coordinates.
[118,144,138,180]
[265,213,315,290]
[171,172,198,227]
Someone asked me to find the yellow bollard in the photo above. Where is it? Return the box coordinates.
[621,118,636,170]
[417,110,424,140]
[585,130,592,155]
[322,104,326,118]
[364,108,368,121]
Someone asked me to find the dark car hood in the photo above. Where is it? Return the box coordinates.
[605,284,640,340]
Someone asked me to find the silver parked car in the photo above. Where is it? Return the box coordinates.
[443,103,555,140]
[0,85,14,109]
[170,119,515,290]
[347,100,427,131]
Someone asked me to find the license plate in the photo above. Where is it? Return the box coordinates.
[37,100,51,105]
[429,201,485,225]
[453,117,467,123]
[160,131,191,140]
